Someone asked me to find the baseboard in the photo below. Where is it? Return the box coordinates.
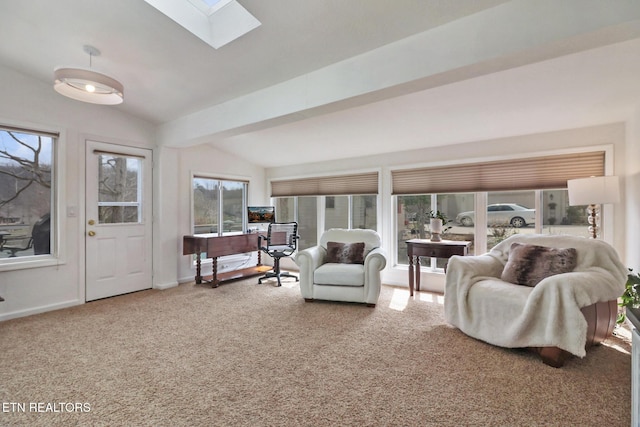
[0,299,82,322]
[154,281,179,290]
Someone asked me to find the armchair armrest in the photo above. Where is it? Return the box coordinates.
[363,247,387,304]
[444,254,504,326]
[294,245,327,298]
[364,247,387,272]
[447,254,504,280]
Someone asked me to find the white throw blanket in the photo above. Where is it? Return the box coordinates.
[444,234,627,357]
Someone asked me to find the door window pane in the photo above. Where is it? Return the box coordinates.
[98,155,141,224]
[0,129,53,259]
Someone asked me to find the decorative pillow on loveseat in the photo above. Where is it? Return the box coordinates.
[501,242,578,287]
[325,241,365,264]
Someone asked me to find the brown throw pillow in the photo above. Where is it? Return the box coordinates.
[501,242,578,287]
[325,241,365,264]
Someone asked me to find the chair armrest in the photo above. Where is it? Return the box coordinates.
[364,247,387,271]
[447,254,503,279]
[444,254,505,326]
[294,245,327,298]
[363,248,387,304]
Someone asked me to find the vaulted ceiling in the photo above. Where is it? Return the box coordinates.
[2,0,640,167]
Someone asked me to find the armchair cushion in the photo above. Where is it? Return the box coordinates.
[325,241,365,264]
[501,242,578,287]
[315,263,364,286]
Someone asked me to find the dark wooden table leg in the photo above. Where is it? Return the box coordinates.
[408,253,415,297]
[195,251,202,284]
[212,257,219,288]
[415,256,421,292]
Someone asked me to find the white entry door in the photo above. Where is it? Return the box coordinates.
[85,141,152,301]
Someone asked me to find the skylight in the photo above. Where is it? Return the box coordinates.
[145,0,261,49]
[187,0,230,16]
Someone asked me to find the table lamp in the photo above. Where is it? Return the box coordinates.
[567,176,620,239]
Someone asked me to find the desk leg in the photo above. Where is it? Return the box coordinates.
[415,257,421,293]
[195,251,202,284]
[212,257,219,288]
[408,254,414,297]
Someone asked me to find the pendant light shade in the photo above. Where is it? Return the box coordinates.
[53,45,124,105]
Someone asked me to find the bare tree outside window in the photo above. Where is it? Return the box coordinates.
[0,129,53,258]
[98,154,141,224]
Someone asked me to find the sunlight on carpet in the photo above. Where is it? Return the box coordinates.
[388,287,444,311]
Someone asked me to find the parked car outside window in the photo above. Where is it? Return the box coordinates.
[455,203,535,228]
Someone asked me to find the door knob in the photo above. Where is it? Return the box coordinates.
[88,219,95,225]
[88,230,96,237]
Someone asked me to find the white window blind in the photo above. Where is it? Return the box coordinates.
[392,151,605,195]
[271,172,379,197]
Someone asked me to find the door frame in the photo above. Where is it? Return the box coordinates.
[82,139,153,301]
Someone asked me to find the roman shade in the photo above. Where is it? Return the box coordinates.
[271,172,379,197]
[1,125,59,138]
[392,151,604,195]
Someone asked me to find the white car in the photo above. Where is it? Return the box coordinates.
[455,203,535,228]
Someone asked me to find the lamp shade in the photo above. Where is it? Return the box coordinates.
[54,68,124,105]
[567,176,620,206]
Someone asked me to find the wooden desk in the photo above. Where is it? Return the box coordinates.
[183,233,266,287]
[406,239,471,296]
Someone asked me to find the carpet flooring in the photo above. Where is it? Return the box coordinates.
[0,278,632,426]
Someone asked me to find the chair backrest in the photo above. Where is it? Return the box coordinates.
[264,222,298,254]
[490,233,626,275]
[320,228,381,254]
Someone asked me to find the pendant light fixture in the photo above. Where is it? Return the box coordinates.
[54,45,124,105]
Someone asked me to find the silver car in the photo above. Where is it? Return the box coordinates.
[455,203,535,228]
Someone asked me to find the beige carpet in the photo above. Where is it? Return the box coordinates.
[0,278,632,426]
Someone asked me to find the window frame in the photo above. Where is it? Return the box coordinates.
[0,123,63,272]
[190,173,249,237]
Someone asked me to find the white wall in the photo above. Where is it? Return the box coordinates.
[267,122,628,292]
[627,108,640,272]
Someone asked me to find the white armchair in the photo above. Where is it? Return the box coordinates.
[294,228,387,307]
[444,234,626,367]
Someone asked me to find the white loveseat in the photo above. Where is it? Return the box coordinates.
[294,228,387,307]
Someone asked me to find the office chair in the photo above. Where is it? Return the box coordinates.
[258,222,299,286]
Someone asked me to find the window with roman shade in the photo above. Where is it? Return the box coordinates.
[271,172,379,197]
[392,151,605,195]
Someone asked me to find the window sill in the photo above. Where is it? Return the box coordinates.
[0,256,64,272]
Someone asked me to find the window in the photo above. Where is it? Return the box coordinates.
[0,126,55,260]
[192,176,247,235]
[273,195,377,250]
[98,154,142,224]
[541,189,590,238]
[393,150,607,266]
[397,193,474,268]
[271,171,379,250]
